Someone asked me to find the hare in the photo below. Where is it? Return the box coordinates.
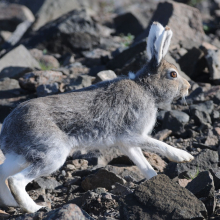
[0,22,194,213]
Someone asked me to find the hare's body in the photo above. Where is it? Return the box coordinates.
[0,22,194,213]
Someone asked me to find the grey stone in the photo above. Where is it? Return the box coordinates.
[165,149,219,179]
[190,100,214,115]
[32,177,60,190]
[110,182,132,196]
[43,203,92,220]
[96,70,117,82]
[191,109,212,126]
[81,168,126,191]
[0,45,40,79]
[135,1,205,45]
[0,3,34,32]
[120,174,207,220]
[36,82,59,97]
[186,171,216,215]
[23,9,100,54]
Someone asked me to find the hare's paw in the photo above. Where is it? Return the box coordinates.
[166,148,194,163]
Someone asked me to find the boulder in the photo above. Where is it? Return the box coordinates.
[0,3,34,32]
[81,168,126,191]
[43,203,92,220]
[120,174,207,220]
[31,177,60,190]
[162,110,189,134]
[136,1,205,45]
[36,82,60,97]
[19,70,64,91]
[165,149,219,179]
[186,171,216,215]
[0,45,40,79]
[23,9,100,54]
[95,70,117,83]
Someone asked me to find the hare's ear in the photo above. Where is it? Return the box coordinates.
[147,22,164,61]
[147,23,173,66]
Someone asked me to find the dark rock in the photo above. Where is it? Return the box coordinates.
[0,3,34,32]
[105,165,145,182]
[36,83,59,97]
[190,100,214,115]
[23,9,100,54]
[110,182,132,196]
[43,203,92,220]
[106,40,146,71]
[81,168,126,191]
[165,149,219,179]
[185,87,205,104]
[213,91,220,104]
[162,110,189,134]
[186,171,216,215]
[205,49,220,82]
[191,109,212,126]
[19,71,64,91]
[209,168,220,190]
[120,174,207,220]
[204,129,219,149]
[109,156,134,166]
[31,177,60,190]
[114,7,148,37]
[135,1,205,45]
[0,45,40,79]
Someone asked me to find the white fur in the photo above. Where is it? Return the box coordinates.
[0,154,28,207]
[147,22,173,65]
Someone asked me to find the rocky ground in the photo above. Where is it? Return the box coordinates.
[1,0,220,219]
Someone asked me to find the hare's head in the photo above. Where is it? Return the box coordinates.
[133,22,190,107]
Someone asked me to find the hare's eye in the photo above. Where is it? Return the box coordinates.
[170,71,177,78]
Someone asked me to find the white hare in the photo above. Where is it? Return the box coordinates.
[0,22,194,213]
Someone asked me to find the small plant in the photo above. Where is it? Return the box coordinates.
[121,33,135,48]
[39,62,52,71]
[43,49,47,55]
[188,0,204,7]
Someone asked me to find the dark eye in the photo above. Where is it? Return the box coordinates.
[170,71,177,78]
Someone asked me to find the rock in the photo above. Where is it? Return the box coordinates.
[186,171,216,215]
[36,82,59,97]
[204,129,219,149]
[106,165,145,182]
[165,149,219,179]
[191,109,212,126]
[190,100,214,115]
[64,176,81,186]
[29,49,60,69]
[19,70,64,91]
[178,178,192,188]
[143,152,167,172]
[113,7,148,37]
[205,49,220,82]
[178,47,205,80]
[136,1,205,45]
[0,3,34,32]
[162,110,189,134]
[0,45,40,79]
[0,210,10,219]
[32,0,100,30]
[120,174,207,220]
[43,203,92,220]
[95,70,117,83]
[154,129,172,141]
[185,87,205,104]
[109,155,134,166]
[106,40,146,71]
[67,159,88,170]
[72,148,123,166]
[81,168,126,191]
[23,9,100,54]
[31,177,60,190]
[110,182,132,196]
[209,168,220,190]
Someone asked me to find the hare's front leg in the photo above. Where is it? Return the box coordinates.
[119,146,157,180]
[123,136,194,163]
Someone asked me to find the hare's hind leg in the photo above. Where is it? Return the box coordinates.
[0,153,28,207]
[7,148,70,213]
[119,146,157,180]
